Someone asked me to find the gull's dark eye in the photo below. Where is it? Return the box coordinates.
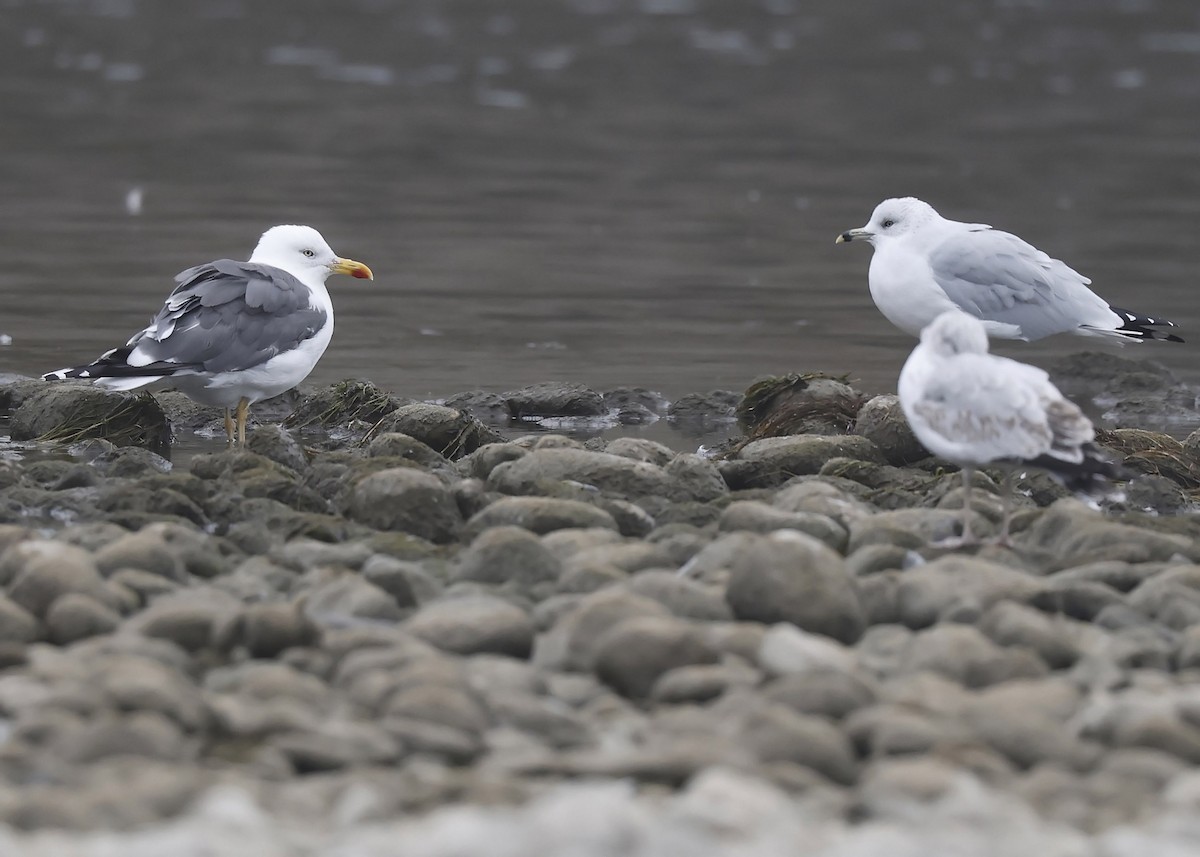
[882,219,895,228]
[302,249,315,258]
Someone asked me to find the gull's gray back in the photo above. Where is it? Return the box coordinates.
[129,260,328,374]
[928,228,1116,340]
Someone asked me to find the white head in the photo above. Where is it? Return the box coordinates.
[836,197,941,246]
[919,310,990,357]
[248,224,373,283]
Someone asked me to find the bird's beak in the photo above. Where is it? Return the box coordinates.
[331,257,374,280]
[835,228,872,244]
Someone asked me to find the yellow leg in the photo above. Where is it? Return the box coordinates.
[236,397,250,446]
[224,408,235,444]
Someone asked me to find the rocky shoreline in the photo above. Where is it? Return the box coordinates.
[0,351,1199,854]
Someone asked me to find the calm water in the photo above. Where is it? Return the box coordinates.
[3,0,1200,413]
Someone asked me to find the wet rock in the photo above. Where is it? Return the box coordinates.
[464,496,618,536]
[718,500,847,552]
[45,594,120,644]
[724,531,866,644]
[487,448,675,499]
[592,616,720,699]
[245,424,308,472]
[603,438,675,467]
[1124,475,1191,515]
[731,435,885,488]
[3,540,117,618]
[372,403,503,459]
[667,390,739,425]
[345,468,462,543]
[406,595,535,658]
[853,394,927,466]
[11,384,171,456]
[442,389,510,422]
[737,374,865,437]
[285,379,408,429]
[503,382,605,418]
[452,526,562,586]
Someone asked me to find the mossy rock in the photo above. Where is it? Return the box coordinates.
[735,373,868,441]
[1096,428,1200,490]
[285,379,409,430]
[11,385,170,456]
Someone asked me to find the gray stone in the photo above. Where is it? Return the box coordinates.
[245,424,308,472]
[978,601,1080,669]
[900,624,1049,687]
[732,435,885,487]
[456,442,528,481]
[306,576,406,623]
[134,601,224,652]
[724,531,866,644]
[1023,502,1200,568]
[373,402,503,458]
[718,500,848,552]
[45,594,120,645]
[846,544,912,576]
[854,394,927,466]
[3,540,116,618]
[741,704,858,784]
[535,588,669,671]
[11,384,170,455]
[362,555,441,607]
[0,596,39,644]
[604,437,675,466]
[757,623,857,677]
[487,448,675,498]
[504,382,606,418]
[227,602,321,657]
[650,662,759,705]
[664,454,729,502]
[465,496,618,536]
[764,670,876,721]
[346,468,462,543]
[595,498,657,537]
[894,554,1045,629]
[626,571,733,621]
[847,508,972,551]
[453,526,562,586]
[591,616,720,698]
[406,595,535,658]
[93,530,188,581]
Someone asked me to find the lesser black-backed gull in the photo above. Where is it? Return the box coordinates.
[43,224,373,444]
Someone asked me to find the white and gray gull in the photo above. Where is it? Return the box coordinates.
[43,224,373,444]
[898,310,1123,546]
[837,197,1182,343]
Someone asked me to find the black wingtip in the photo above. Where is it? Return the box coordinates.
[1109,305,1184,343]
[1027,443,1129,496]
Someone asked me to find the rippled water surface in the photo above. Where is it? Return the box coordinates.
[3,0,1200,410]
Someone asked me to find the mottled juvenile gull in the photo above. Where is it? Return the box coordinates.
[898,310,1122,545]
[44,225,373,444]
[837,197,1182,343]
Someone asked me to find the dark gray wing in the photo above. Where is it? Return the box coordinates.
[928,228,1114,340]
[126,260,327,374]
